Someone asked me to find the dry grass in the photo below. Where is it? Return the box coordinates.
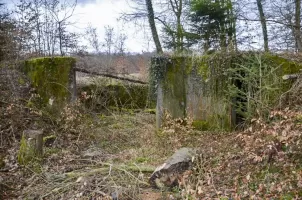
[3,104,302,199]
[3,76,302,199]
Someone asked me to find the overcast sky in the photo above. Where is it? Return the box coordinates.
[6,0,152,53]
[6,0,264,53]
[71,0,153,53]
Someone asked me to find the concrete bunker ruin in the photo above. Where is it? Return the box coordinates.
[151,53,302,130]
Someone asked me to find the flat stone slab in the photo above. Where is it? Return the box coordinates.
[149,147,197,188]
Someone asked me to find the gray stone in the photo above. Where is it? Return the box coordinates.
[82,148,104,158]
[149,147,197,189]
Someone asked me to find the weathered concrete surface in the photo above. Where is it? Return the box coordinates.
[23,129,44,157]
[151,56,231,131]
[23,57,76,108]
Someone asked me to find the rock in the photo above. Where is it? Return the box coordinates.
[149,147,197,189]
[111,191,118,200]
[82,148,104,158]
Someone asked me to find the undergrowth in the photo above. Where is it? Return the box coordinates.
[3,57,302,199]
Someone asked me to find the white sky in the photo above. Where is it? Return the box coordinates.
[71,0,153,53]
[6,0,265,53]
[6,0,153,53]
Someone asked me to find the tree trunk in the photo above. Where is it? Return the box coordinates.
[176,14,182,52]
[227,0,237,51]
[219,0,227,50]
[256,0,269,52]
[145,0,163,54]
[295,0,302,52]
[176,0,183,53]
[34,0,41,55]
[58,22,63,56]
[169,0,184,53]
[145,0,164,131]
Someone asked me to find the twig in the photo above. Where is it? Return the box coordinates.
[209,169,218,196]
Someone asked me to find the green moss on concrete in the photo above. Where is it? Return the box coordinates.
[79,83,150,111]
[18,77,26,85]
[263,53,302,93]
[144,108,156,114]
[17,134,34,165]
[192,55,211,80]
[264,54,302,75]
[23,57,75,107]
[150,52,302,131]
[163,57,188,118]
[192,120,209,131]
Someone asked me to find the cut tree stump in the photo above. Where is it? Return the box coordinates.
[149,147,197,189]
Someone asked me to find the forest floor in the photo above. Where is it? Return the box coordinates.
[1,68,302,199]
[2,107,302,200]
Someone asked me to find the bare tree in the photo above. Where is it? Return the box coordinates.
[168,0,184,52]
[114,32,128,55]
[145,0,163,53]
[47,0,77,56]
[104,25,115,55]
[14,0,78,56]
[0,2,18,61]
[85,24,101,53]
[236,0,301,52]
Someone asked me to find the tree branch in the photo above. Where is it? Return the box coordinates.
[74,68,147,84]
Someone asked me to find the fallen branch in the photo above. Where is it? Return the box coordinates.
[47,163,155,186]
[66,164,154,177]
[282,74,300,80]
[74,68,148,85]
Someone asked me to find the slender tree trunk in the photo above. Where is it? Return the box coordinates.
[219,0,227,50]
[176,14,182,52]
[256,0,269,52]
[169,0,184,53]
[145,0,163,130]
[227,0,237,51]
[145,0,163,54]
[34,0,41,55]
[58,22,63,56]
[176,0,183,53]
[295,0,302,52]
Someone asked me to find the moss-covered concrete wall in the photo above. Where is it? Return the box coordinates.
[151,52,302,130]
[163,57,187,118]
[23,57,76,108]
